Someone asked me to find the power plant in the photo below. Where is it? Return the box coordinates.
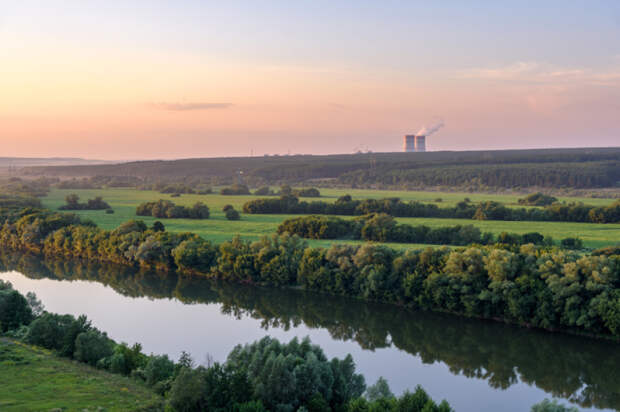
[403,121,444,152]
[403,134,426,152]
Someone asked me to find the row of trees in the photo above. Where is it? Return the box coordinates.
[1,209,618,338]
[338,160,620,189]
[243,195,620,223]
[0,281,451,411]
[59,194,111,210]
[136,200,210,219]
[276,214,584,248]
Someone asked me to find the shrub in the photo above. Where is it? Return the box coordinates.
[74,329,114,366]
[560,237,583,250]
[221,184,251,195]
[144,354,175,387]
[519,192,558,206]
[105,208,114,214]
[225,208,241,221]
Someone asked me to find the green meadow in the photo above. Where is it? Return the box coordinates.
[0,339,162,412]
[42,188,620,249]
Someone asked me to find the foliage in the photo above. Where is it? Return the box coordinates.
[277,214,565,248]
[519,192,558,206]
[244,195,620,224]
[226,207,241,221]
[1,208,619,338]
[58,193,111,210]
[530,399,579,412]
[221,184,251,195]
[0,284,33,332]
[26,148,620,190]
[136,199,210,219]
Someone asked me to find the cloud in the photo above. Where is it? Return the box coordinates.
[150,102,233,111]
[455,61,620,87]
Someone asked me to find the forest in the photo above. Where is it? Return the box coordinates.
[0,205,618,339]
[20,147,620,190]
[244,195,620,224]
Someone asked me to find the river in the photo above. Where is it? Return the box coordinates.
[0,253,617,412]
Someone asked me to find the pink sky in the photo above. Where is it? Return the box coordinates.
[1,3,618,159]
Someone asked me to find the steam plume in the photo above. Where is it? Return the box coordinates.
[417,121,444,136]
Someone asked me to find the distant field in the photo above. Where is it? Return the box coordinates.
[0,338,162,411]
[42,188,620,249]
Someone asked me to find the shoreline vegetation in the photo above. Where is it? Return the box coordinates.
[1,280,453,412]
[1,202,618,340]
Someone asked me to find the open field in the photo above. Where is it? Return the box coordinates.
[42,188,620,249]
[0,338,162,412]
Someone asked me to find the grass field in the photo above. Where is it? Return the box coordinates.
[42,188,620,249]
[0,338,162,411]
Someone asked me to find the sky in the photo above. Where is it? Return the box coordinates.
[0,1,619,160]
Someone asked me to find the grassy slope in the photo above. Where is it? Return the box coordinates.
[42,188,620,249]
[0,338,162,412]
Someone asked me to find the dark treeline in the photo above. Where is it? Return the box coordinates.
[338,161,620,190]
[136,199,210,219]
[243,195,620,224]
[58,193,111,211]
[276,214,579,248]
[23,147,620,190]
[1,279,451,412]
[0,207,618,339]
[2,253,618,411]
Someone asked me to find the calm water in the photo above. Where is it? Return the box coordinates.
[0,254,618,412]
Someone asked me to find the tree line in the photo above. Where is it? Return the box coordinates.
[25,148,619,190]
[2,253,617,411]
[59,193,111,211]
[276,214,584,248]
[136,199,210,219]
[243,195,620,224]
[0,207,618,338]
[338,161,620,190]
[1,280,451,411]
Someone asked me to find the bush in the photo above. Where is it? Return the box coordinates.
[74,329,114,366]
[519,192,558,206]
[295,187,321,197]
[221,184,251,195]
[225,208,241,221]
[560,237,583,250]
[105,208,114,214]
[144,354,175,387]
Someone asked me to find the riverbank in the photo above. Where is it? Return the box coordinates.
[1,206,618,340]
[0,338,163,411]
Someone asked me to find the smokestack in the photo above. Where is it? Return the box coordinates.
[403,135,416,152]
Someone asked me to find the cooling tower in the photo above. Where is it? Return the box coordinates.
[403,135,416,152]
[415,135,426,152]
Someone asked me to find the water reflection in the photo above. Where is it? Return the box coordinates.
[0,252,618,411]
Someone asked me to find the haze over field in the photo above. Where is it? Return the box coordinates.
[1,1,619,159]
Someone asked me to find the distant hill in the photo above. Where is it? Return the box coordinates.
[0,157,113,168]
[20,147,620,190]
